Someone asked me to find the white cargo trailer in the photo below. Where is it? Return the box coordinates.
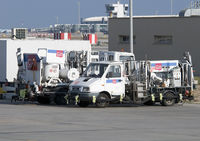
[0,39,91,82]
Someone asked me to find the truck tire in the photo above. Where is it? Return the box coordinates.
[55,95,66,105]
[96,93,109,108]
[161,92,175,106]
[37,96,50,104]
[78,101,89,107]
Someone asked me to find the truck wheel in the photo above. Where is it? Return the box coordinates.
[78,101,89,107]
[96,93,109,108]
[161,92,175,106]
[37,96,50,104]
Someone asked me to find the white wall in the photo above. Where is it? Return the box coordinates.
[1,39,91,82]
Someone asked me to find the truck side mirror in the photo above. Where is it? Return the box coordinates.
[106,72,113,78]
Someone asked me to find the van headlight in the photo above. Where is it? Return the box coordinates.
[81,87,90,92]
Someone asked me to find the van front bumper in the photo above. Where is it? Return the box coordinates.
[69,92,99,102]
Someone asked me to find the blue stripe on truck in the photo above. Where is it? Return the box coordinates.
[48,50,64,53]
[106,79,121,84]
[151,63,177,67]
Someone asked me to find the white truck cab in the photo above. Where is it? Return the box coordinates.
[69,61,126,107]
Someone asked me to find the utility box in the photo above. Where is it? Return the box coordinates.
[170,68,182,87]
[11,28,28,40]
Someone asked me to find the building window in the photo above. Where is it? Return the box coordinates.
[154,35,173,45]
[119,35,136,44]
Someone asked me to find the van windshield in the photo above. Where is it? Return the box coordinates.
[82,63,109,78]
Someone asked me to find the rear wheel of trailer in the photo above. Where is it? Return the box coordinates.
[161,91,176,106]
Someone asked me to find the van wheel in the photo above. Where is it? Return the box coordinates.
[161,92,175,106]
[78,101,89,107]
[96,93,109,108]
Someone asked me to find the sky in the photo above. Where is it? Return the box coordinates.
[0,0,193,28]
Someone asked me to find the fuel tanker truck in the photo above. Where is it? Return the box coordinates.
[68,52,194,107]
[16,48,92,104]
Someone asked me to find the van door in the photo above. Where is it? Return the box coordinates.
[104,65,125,97]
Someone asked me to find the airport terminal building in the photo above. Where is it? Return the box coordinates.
[108,13,200,76]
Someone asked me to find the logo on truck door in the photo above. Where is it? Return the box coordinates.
[47,50,64,58]
[155,63,162,70]
[56,50,64,57]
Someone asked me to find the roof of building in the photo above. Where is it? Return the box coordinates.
[82,16,108,22]
[111,15,179,19]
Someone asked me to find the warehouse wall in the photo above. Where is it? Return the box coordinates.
[108,16,200,76]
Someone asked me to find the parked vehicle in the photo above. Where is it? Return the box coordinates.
[15,50,136,104]
[16,48,91,104]
[69,52,194,107]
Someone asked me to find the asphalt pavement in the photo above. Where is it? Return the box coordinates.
[0,100,200,141]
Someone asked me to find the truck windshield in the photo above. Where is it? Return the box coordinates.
[82,63,109,78]
[120,56,134,61]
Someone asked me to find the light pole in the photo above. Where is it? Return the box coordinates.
[130,0,133,53]
[171,0,173,15]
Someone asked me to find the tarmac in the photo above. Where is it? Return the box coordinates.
[0,100,200,141]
